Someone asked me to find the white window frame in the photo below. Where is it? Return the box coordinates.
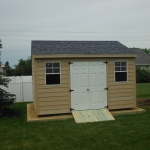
[114,60,128,82]
[45,62,61,86]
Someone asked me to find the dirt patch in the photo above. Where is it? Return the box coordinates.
[137,98,150,106]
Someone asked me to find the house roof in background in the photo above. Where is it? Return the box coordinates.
[32,41,136,55]
[0,64,5,68]
[130,48,150,65]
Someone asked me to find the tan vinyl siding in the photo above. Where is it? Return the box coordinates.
[38,84,68,89]
[109,96,134,101]
[107,58,136,110]
[109,85,134,90]
[109,81,134,86]
[36,59,70,115]
[109,100,135,105]
[109,104,135,109]
[109,89,134,93]
[39,101,69,106]
[38,88,68,93]
[38,97,69,102]
[39,109,69,115]
[39,105,69,110]
[109,92,134,97]
[39,92,69,98]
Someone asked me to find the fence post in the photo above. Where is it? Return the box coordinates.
[1,76,33,102]
[20,76,24,102]
[22,76,24,102]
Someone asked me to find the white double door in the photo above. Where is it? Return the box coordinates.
[70,62,107,110]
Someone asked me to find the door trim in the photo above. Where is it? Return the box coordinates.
[70,61,107,110]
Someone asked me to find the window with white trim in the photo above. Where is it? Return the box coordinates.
[45,62,60,85]
[115,61,127,82]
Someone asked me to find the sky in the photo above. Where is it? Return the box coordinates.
[0,0,150,67]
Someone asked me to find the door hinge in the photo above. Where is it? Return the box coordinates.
[103,61,107,64]
[105,106,108,108]
[69,89,74,92]
[70,108,74,111]
[69,62,73,65]
[104,87,108,90]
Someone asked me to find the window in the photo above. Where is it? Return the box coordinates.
[45,62,60,85]
[115,61,127,82]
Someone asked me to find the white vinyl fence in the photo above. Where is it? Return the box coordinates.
[1,76,33,102]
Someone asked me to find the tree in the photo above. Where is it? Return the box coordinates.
[142,48,150,55]
[0,39,2,49]
[0,40,2,63]
[0,40,16,115]
[5,61,11,71]
[0,73,16,115]
[136,67,150,83]
[4,57,32,76]
[5,61,14,76]
[13,57,31,76]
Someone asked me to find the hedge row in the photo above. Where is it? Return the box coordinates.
[136,67,150,83]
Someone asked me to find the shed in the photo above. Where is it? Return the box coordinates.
[31,41,137,116]
[130,48,150,70]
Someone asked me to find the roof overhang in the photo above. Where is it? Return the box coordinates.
[33,54,137,59]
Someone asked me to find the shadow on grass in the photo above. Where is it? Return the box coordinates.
[0,102,27,119]
[0,108,23,119]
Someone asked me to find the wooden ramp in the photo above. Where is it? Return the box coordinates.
[72,109,115,123]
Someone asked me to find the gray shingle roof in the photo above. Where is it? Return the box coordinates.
[130,48,150,65]
[32,41,136,55]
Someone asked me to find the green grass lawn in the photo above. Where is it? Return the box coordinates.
[0,103,150,150]
[136,83,150,98]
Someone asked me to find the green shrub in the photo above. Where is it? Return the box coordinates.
[136,67,150,83]
[0,72,16,115]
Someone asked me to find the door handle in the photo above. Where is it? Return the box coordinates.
[87,89,89,91]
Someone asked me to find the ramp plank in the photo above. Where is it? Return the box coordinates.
[72,109,115,123]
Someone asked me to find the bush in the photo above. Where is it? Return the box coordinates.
[136,67,150,83]
[0,72,16,115]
